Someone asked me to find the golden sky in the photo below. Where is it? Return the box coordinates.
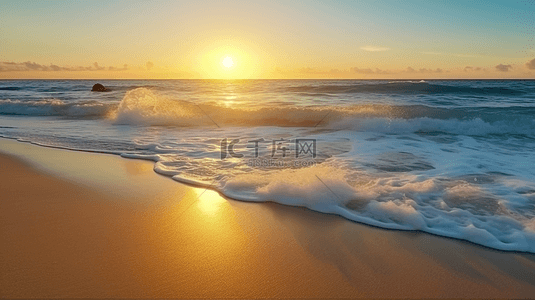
[1,1,534,79]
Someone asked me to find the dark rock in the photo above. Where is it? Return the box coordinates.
[91,83,107,92]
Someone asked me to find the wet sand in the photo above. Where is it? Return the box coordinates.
[1,138,535,298]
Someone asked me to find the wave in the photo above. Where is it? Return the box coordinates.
[0,99,114,117]
[332,116,535,136]
[285,81,527,96]
[2,88,534,136]
[111,89,535,135]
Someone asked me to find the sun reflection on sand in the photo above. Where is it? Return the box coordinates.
[195,189,227,216]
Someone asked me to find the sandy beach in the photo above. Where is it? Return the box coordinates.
[1,137,535,298]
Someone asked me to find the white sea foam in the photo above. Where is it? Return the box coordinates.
[216,168,535,252]
[126,140,535,252]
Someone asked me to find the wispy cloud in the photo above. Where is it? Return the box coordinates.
[464,66,483,72]
[404,67,443,73]
[281,66,394,76]
[0,61,129,72]
[92,62,105,71]
[360,46,390,52]
[351,67,391,74]
[526,58,535,70]
[495,64,512,72]
[419,68,443,73]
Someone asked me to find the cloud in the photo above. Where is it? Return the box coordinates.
[351,67,374,74]
[350,67,390,74]
[360,46,390,52]
[93,62,105,70]
[0,61,47,72]
[418,68,443,73]
[403,67,443,74]
[108,64,129,71]
[277,66,395,77]
[0,61,128,72]
[50,64,62,71]
[495,64,512,72]
[526,58,535,70]
[146,61,154,71]
[464,66,483,72]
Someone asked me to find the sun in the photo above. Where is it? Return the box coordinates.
[222,56,234,68]
[197,43,261,78]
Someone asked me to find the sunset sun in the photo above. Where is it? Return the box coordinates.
[222,56,234,68]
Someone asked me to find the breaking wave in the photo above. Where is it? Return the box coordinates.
[2,88,535,137]
[113,88,535,136]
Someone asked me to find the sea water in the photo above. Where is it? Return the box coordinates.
[1,79,534,252]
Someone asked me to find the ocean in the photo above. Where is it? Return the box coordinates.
[1,79,534,252]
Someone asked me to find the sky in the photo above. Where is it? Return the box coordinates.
[1,0,534,79]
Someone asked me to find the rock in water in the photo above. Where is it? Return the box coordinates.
[91,83,107,92]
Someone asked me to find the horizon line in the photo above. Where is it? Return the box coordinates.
[1,78,535,81]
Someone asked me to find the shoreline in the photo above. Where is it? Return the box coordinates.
[3,136,535,255]
[1,137,535,297]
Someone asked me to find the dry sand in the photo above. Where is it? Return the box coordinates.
[1,138,535,298]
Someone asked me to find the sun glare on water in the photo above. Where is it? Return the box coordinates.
[222,56,234,68]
